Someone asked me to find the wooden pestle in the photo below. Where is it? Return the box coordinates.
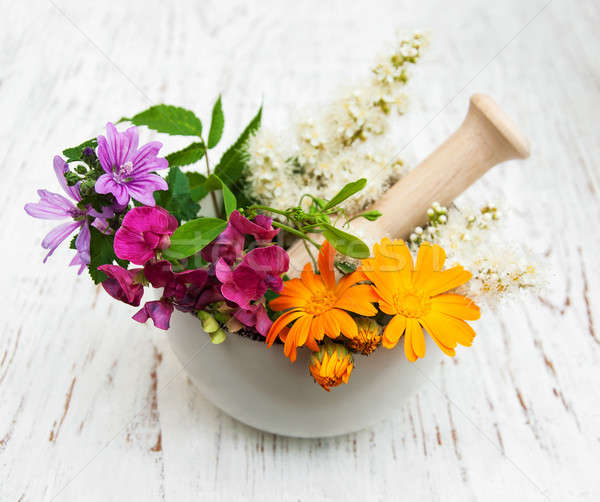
[286,93,531,275]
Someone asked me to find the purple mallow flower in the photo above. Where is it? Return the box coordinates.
[202,210,280,264]
[25,156,113,274]
[215,245,289,309]
[95,122,168,206]
[114,206,178,265]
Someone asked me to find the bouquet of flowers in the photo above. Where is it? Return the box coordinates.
[25,32,541,392]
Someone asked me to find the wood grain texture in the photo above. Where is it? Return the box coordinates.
[1,0,599,500]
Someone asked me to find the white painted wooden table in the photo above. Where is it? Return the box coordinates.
[1,1,599,500]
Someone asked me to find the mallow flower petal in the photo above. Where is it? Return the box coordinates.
[41,221,82,262]
[125,174,168,206]
[53,155,81,202]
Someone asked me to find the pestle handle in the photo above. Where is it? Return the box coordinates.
[286,93,530,275]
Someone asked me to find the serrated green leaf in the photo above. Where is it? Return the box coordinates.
[324,178,367,210]
[321,223,370,259]
[163,217,227,259]
[125,105,203,137]
[207,95,225,149]
[165,142,205,168]
[154,167,200,223]
[205,174,237,218]
[186,172,208,202]
[87,227,128,284]
[214,105,262,187]
[63,138,98,162]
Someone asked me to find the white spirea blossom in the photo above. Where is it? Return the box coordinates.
[245,31,427,212]
[412,203,545,306]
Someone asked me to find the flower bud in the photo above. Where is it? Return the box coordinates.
[197,311,220,333]
[347,318,382,355]
[309,342,354,392]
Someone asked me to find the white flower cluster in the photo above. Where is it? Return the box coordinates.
[412,203,544,306]
[246,31,426,212]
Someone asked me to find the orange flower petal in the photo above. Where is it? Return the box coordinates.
[330,309,358,338]
[410,319,426,358]
[413,242,446,288]
[334,270,367,296]
[301,263,323,291]
[318,241,336,290]
[279,278,312,300]
[404,318,419,362]
[423,266,472,297]
[266,309,303,346]
[283,314,313,362]
[321,311,340,339]
[334,285,378,316]
[269,295,306,312]
[310,315,326,341]
[382,314,406,348]
[431,294,480,320]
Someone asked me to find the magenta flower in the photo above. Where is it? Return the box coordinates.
[97,264,145,306]
[133,299,174,330]
[95,122,168,206]
[234,303,273,336]
[202,210,280,264]
[25,156,113,274]
[215,245,289,309]
[114,206,178,265]
[144,260,208,300]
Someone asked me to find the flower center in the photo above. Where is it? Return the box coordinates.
[305,290,336,315]
[116,161,134,182]
[393,290,430,318]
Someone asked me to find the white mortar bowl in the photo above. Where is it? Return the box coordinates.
[169,311,442,438]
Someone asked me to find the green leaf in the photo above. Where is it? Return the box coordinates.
[186,172,208,202]
[154,167,200,223]
[321,223,370,259]
[214,105,262,187]
[63,138,98,162]
[205,174,237,217]
[165,142,205,168]
[87,227,128,284]
[357,210,382,222]
[324,178,367,210]
[163,217,227,259]
[207,95,225,149]
[124,105,203,137]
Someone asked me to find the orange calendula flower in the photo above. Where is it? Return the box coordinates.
[309,343,354,391]
[361,238,480,361]
[266,241,377,362]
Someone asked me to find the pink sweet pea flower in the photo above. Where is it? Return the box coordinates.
[234,303,273,336]
[132,299,174,330]
[114,206,178,265]
[95,123,168,206]
[97,264,145,306]
[202,210,279,264]
[143,260,208,300]
[215,245,289,309]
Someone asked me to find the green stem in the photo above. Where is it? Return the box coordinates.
[201,138,221,218]
[248,204,290,217]
[303,239,318,271]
